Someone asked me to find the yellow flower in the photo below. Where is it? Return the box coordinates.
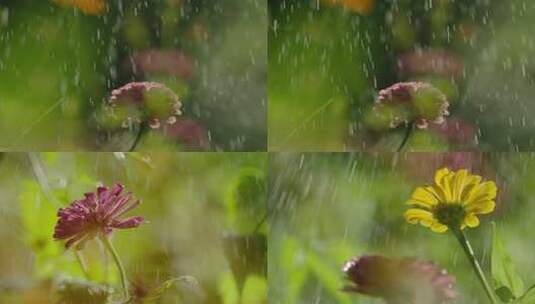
[404,168,496,233]
[52,0,107,16]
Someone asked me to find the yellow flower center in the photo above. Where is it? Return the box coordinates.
[434,204,465,229]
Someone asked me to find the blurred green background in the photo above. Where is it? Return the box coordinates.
[0,152,267,303]
[268,152,535,303]
[268,0,535,151]
[0,0,266,151]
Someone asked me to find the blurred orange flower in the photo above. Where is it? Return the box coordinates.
[322,0,375,15]
[52,0,107,16]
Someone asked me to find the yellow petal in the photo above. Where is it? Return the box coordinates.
[407,187,439,208]
[427,185,447,202]
[452,169,468,201]
[464,213,480,228]
[459,174,482,201]
[404,209,434,226]
[434,168,451,185]
[465,200,496,215]
[466,181,497,207]
[434,168,454,202]
[430,222,448,233]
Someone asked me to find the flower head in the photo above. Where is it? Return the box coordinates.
[342,255,456,303]
[370,82,449,129]
[404,168,497,233]
[107,82,183,130]
[53,184,144,249]
[52,0,107,15]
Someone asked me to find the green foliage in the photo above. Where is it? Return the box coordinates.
[307,251,352,304]
[218,272,239,304]
[279,237,309,303]
[514,285,535,304]
[54,278,111,304]
[19,180,82,279]
[274,236,356,304]
[242,275,268,303]
[492,222,525,302]
[225,168,266,234]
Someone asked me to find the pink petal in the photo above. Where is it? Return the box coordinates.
[111,216,144,229]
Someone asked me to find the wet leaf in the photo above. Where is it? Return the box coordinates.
[492,222,525,300]
[514,285,535,304]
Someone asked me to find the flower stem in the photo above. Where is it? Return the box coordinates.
[74,250,91,280]
[129,123,147,152]
[396,122,413,152]
[453,230,498,304]
[100,236,129,300]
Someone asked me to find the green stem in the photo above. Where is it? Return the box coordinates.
[74,250,91,280]
[100,236,129,300]
[396,122,413,152]
[129,123,147,152]
[453,230,498,304]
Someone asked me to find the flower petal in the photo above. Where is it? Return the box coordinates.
[459,174,482,202]
[430,222,448,233]
[465,181,497,207]
[407,187,439,208]
[434,168,450,186]
[111,216,144,229]
[463,213,480,228]
[452,169,468,201]
[404,209,434,226]
[434,168,454,202]
[465,200,496,215]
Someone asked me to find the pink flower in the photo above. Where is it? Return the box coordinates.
[107,82,182,130]
[342,255,456,304]
[373,82,449,129]
[53,184,144,249]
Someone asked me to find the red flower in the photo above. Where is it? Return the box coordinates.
[53,184,144,249]
[342,255,456,303]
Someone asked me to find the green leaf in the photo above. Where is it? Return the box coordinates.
[19,180,64,278]
[280,237,308,303]
[225,168,266,234]
[241,275,267,303]
[307,251,352,304]
[492,222,525,300]
[514,285,535,304]
[218,272,239,304]
[497,286,515,303]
